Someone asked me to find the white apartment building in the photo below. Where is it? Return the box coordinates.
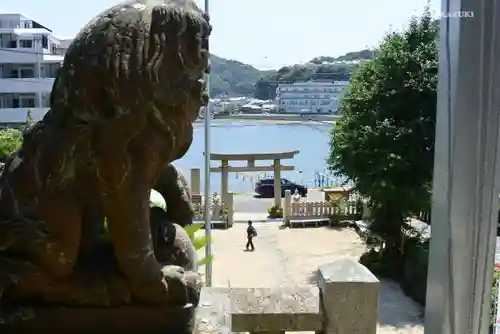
[275,80,350,114]
[0,13,71,126]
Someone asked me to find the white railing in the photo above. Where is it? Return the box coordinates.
[289,201,359,218]
[283,190,367,225]
[192,192,234,228]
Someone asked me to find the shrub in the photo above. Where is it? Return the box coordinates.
[359,248,398,278]
[492,270,500,326]
[267,205,283,218]
[0,128,22,162]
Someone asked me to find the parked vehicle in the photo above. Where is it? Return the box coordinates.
[254,178,307,198]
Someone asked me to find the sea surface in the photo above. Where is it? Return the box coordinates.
[176,120,336,193]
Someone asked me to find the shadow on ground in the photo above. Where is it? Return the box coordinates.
[377,279,424,328]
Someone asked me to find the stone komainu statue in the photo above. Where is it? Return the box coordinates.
[0,0,210,308]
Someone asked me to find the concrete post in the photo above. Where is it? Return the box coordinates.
[273,159,281,207]
[317,259,379,334]
[283,190,291,225]
[361,200,371,220]
[425,1,500,333]
[221,160,229,204]
[226,192,234,228]
[190,168,201,194]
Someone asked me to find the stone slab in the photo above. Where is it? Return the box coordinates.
[318,258,379,283]
[195,287,231,333]
[225,286,322,332]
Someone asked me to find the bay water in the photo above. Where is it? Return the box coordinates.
[176,120,335,193]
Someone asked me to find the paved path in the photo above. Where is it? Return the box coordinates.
[205,224,424,334]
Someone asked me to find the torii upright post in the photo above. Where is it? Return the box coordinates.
[273,158,281,207]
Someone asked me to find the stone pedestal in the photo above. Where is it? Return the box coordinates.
[0,305,195,334]
[317,259,379,334]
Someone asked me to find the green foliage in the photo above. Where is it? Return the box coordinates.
[210,51,376,99]
[310,50,374,64]
[0,128,22,162]
[0,110,35,162]
[359,248,398,278]
[183,222,213,266]
[210,55,268,97]
[267,205,283,219]
[328,9,438,250]
[492,270,500,326]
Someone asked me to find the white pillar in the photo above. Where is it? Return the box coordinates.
[283,190,292,225]
[425,2,500,333]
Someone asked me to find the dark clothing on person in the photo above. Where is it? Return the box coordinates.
[246,225,257,251]
[246,237,254,251]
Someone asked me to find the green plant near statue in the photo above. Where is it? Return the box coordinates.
[267,205,283,219]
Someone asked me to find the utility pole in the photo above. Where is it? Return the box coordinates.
[202,0,212,287]
[34,35,43,109]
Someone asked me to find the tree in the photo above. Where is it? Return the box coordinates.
[328,10,438,254]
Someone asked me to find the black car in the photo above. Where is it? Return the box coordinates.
[254,178,307,198]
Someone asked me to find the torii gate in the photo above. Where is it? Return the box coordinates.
[208,150,299,207]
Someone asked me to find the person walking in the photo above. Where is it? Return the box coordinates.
[246,220,257,251]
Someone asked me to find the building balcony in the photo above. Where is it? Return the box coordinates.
[0,49,63,63]
[0,78,54,94]
[0,107,48,124]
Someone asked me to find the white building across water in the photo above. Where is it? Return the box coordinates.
[0,13,71,127]
[275,80,349,114]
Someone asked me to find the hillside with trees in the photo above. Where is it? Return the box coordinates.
[253,50,375,100]
[209,55,268,97]
[210,50,375,99]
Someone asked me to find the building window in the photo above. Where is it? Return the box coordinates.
[42,35,48,49]
[21,98,35,108]
[19,68,34,78]
[320,99,330,105]
[19,39,32,48]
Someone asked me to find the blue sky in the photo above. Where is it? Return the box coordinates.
[1,0,441,69]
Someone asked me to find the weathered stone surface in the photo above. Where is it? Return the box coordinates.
[153,163,195,227]
[0,0,210,314]
[0,304,195,333]
[317,259,379,334]
[195,287,232,333]
[227,287,322,332]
